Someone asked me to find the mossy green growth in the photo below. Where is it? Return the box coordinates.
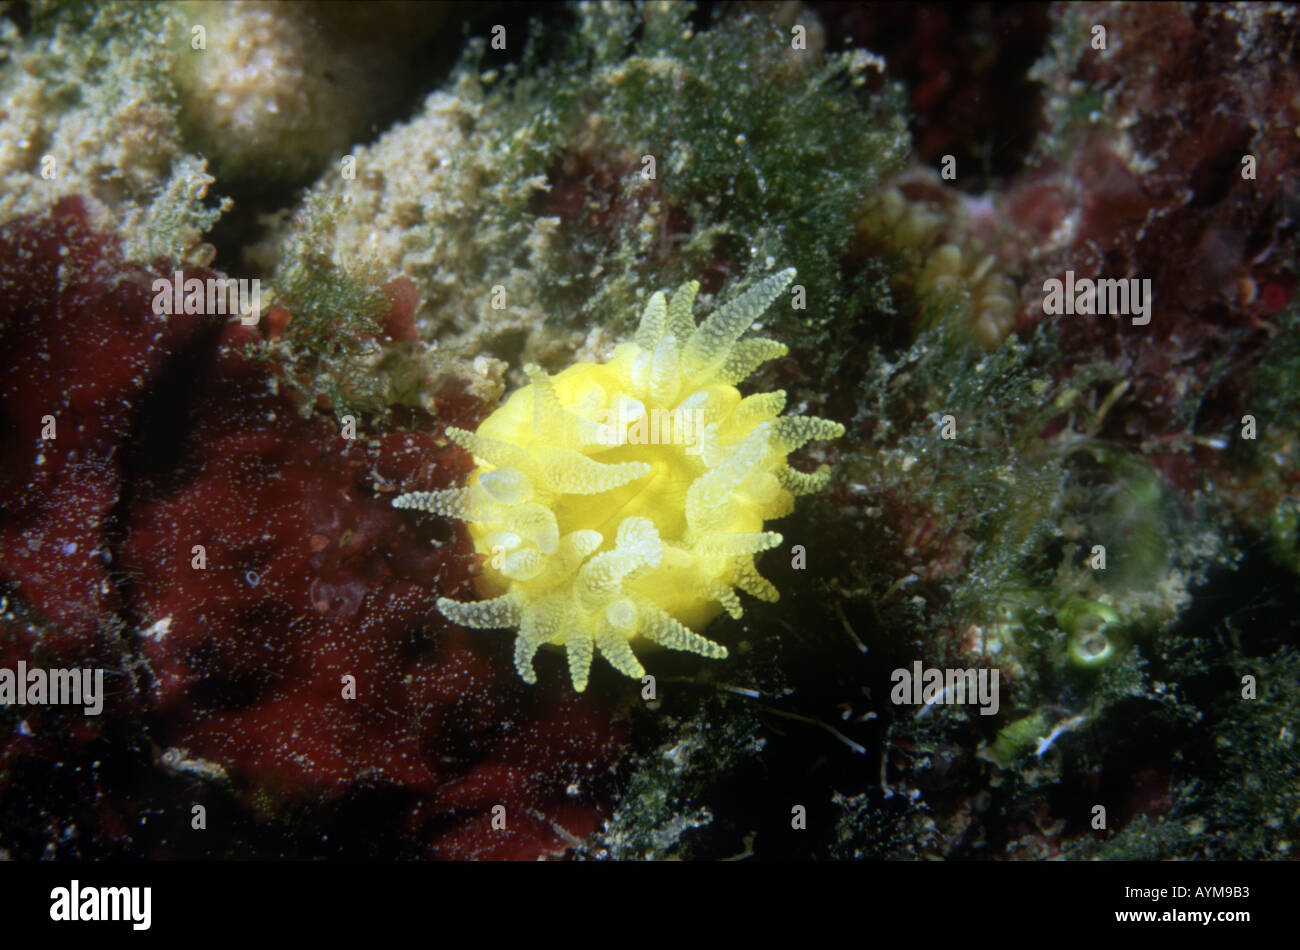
[121,154,230,270]
[257,195,389,420]
[475,0,909,337]
[1,0,226,264]
[851,318,1075,618]
[586,3,908,319]
[1027,8,1113,164]
[831,307,1228,817]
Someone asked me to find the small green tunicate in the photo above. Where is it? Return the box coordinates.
[1056,597,1123,669]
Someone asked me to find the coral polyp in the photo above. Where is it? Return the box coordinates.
[395,269,844,691]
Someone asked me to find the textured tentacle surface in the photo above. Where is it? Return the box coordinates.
[395,268,843,691]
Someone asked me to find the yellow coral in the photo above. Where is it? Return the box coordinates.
[394,269,844,691]
[859,186,1020,350]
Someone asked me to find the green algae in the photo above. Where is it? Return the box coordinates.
[1,1,229,267]
[461,0,909,336]
[257,194,389,420]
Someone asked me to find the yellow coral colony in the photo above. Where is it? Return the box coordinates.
[394,269,845,691]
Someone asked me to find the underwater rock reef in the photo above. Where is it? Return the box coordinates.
[0,0,1297,861]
